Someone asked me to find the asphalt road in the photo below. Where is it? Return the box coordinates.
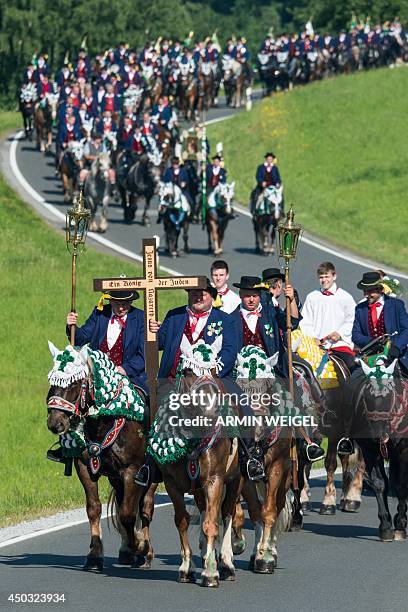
[1,477,406,612]
[8,94,407,302]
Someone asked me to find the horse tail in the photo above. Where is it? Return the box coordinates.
[107,487,120,533]
[278,489,295,533]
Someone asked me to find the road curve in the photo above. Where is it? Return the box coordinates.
[3,94,407,302]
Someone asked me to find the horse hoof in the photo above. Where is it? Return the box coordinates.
[232,537,246,556]
[319,504,336,515]
[118,551,134,565]
[394,530,406,541]
[132,554,147,568]
[200,575,219,588]
[341,500,360,513]
[301,501,312,513]
[379,529,394,542]
[179,571,195,583]
[290,520,303,532]
[219,566,236,581]
[184,246,191,254]
[253,558,275,574]
[83,557,104,571]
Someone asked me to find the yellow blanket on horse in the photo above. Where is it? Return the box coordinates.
[292,329,339,389]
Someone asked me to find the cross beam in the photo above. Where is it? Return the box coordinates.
[94,238,207,421]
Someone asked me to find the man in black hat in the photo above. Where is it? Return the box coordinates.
[230,276,324,478]
[206,154,227,191]
[261,267,301,315]
[250,152,282,215]
[338,271,408,454]
[47,288,146,463]
[135,277,238,486]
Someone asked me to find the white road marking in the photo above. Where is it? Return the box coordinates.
[10,128,408,279]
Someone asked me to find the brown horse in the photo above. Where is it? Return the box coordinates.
[178,68,197,120]
[153,370,241,586]
[34,94,58,153]
[60,141,84,203]
[197,62,215,112]
[46,343,155,570]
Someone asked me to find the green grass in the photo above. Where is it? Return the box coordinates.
[207,68,408,272]
[0,113,184,526]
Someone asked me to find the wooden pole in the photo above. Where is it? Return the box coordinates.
[69,250,77,346]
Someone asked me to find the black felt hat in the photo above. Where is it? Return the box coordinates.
[357,271,384,291]
[185,277,217,299]
[232,276,268,290]
[262,267,285,282]
[108,289,139,301]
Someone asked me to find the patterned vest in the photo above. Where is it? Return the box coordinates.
[168,318,206,379]
[241,313,266,350]
[368,308,386,339]
[99,328,124,366]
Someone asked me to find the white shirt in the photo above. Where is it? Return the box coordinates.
[240,304,262,334]
[107,313,127,349]
[300,283,356,349]
[187,306,211,342]
[217,285,241,314]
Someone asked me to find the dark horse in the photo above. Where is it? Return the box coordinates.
[117,152,161,225]
[46,343,155,570]
[158,182,190,257]
[352,337,408,541]
[19,84,36,140]
[250,185,284,255]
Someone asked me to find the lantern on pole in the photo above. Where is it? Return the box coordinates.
[65,189,91,346]
[277,207,302,398]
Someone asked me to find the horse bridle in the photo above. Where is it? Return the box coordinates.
[47,378,92,422]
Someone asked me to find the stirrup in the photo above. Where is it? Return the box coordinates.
[305,442,326,463]
[247,457,265,481]
[134,465,150,487]
[337,437,354,456]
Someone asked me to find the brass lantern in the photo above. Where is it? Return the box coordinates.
[278,207,302,261]
[65,189,91,253]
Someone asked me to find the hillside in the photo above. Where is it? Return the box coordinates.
[207,68,408,272]
[0,116,184,525]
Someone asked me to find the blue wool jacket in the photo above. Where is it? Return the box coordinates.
[157,306,237,378]
[67,305,147,390]
[352,296,408,370]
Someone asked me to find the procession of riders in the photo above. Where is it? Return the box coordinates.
[46,256,408,580]
[19,19,408,245]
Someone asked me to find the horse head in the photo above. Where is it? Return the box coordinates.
[67,140,84,162]
[263,185,284,219]
[359,356,398,440]
[236,346,279,419]
[46,342,91,435]
[45,92,59,122]
[95,152,111,180]
[219,181,235,214]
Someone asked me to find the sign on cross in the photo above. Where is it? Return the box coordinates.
[93,238,207,421]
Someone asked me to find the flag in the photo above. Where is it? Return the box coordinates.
[305,19,314,36]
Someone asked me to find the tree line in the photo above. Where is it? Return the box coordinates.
[1,0,407,106]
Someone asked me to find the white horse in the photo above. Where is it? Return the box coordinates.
[84,152,112,233]
[207,181,235,255]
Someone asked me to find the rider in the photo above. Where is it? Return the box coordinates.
[261,267,302,311]
[78,130,115,189]
[134,278,237,486]
[47,287,147,464]
[251,152,282,215]
[162,156,191,205]
[339,271,408,455]
[210,259,241,314]
[206,154,227,191]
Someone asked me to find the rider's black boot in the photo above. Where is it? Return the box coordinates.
[134,455,163,487]
[238,440,265,481]
[46,445,66,464]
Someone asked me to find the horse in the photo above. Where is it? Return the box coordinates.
[149,341,242,586]
[234,345,293,572]
[19,84,37,140]
[46,343,155,570]
[197,61,215,112]
[34,93,58,153]
[158,182,191,257]
[206,181,235,256]
[352,341,408,541]
[251,185,284,255]
[178,65,197,120]
[222,56,248,108]
[60,140,84,203]
[290,341,365,516]
[119,150,162,225]
[84,152,112,233]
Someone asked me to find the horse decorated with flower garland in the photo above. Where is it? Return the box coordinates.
[46,342,155,571]
[146,335,242,587]
[233,345,294,573]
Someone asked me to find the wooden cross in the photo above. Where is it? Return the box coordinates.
[93,238,207,421]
